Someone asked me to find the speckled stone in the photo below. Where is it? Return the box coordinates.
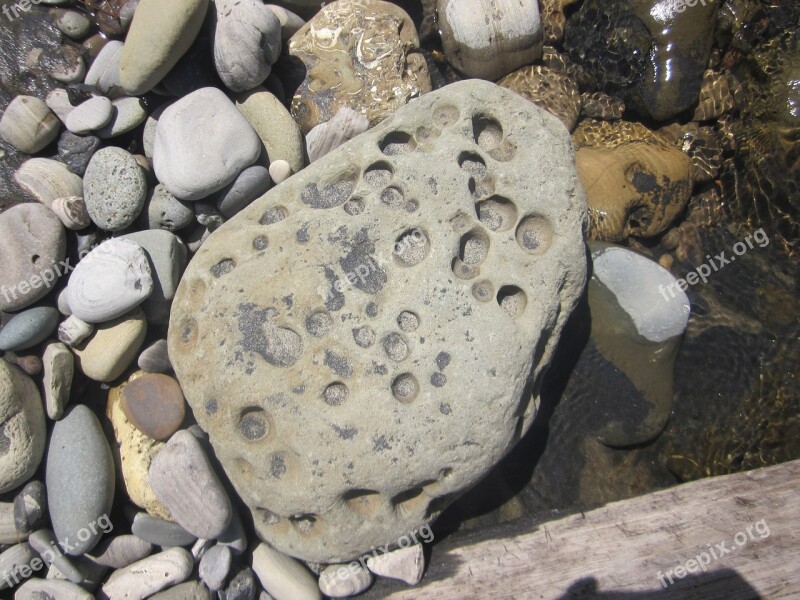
[83,147,147,231]
[288,0,431,133]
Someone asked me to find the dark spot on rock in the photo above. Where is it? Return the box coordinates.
[338,229,387,295]
[260,206,287,225]
[324,350,353,377]
[306,311,333,337]
[323,382,348,406]
[240,409,268,441]
[630,169,658,194]
[440,403,452,415]
[252,235,269,250]
[282,294,294,308]
[301,179,355,209]
[436,351,451,371]
[296,224,310,243]
[366,302,378,317]
[371,362,388,375]
[353,326,376,348]
[323,267,345,312]
[236,303,303,367]
[372,435,391,452]
[331,424,358,440]
[431,372,447,387]
[0,424,10,456]
[292,385,306,395]
[270,454,287,478]
[205,399,218,415]
[211,258,236,278]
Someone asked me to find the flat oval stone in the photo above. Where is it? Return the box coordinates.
[85,534,153,569]
[15,578,93,600]
[0,95,61,154]
[0,204,66,312]
[149,430,232,539]
[252,543,321,600]
[68,239,153,324]
[199,544,232,591]
[150,580,213,600]
[0,362,47,494]
[319,562,373,598]
[121,373,186,440]
[153,87,261,201]
[45,404,115,555]
[0,204,67,311]
[131,512,197,547]
[119,230,188,304]
[169,79,588,563]
[101,547,193,599]
[218,566,258,600]
[14,158,83,209]
[51,195,92,230]
[213,165,271,218]
[42,341,74,420]
[366,543,424,584]
[84,40,124,96]
[83,147,147,231]
[65,96,113,134]
[0,307,60,352]
[96,96,149,139]
[72,308,147,382]
[138,339,172,373]
[0,543,36,591]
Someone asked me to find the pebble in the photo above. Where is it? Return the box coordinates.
[137,339,171,373]
[57,315,94,348]
[14,480,48,536]
[72,308,147,382]
[14,157,83,209]
[252,543,321,600]
[265,4,305,41]
[65,96,114,134]
[131,513,197,547]
[268,159,292,184]
[45,404,115,555]
[56,131,101,176]
[121,373,186,440]
[366,544,425,584]
[53,9,92,40]
[319,563,373,598]
[214,0,281,92]
[305,107,370,162]
[46,88,76,123]
[0,362,47,494]
[149,430,232,539]
[86,535,153,569]
[153,87,261,200]
[68,239,153,324]
[217,510,247,554]
[218,566,258,600]
[107,375,171,519]
[213,165,271,218]
[119,230,187,306]
[6,355,44,377]
[0,307,60,352]
[142,102,169,159]
[150,581,213,600]
[438,0,543,80]
[100,547,193,599]
[0,204,66,313]
[140,184,196,232]
[0,543,37,591]
[233,87,303,172]
[0,95,61,154]
[39,45,87,84]
[42,341,74,420]
[46,554,108,590]
[120,0,210,95]
[96,97,149,139]
[199,544,232,591]
[15,578,93,600]
[83,147,147,231]
[51,195,92,230]
[28,528,84,583]
[84,40,124,96]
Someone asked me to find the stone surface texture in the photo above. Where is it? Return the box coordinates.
[169,80,588,562]
[288,0,431,133]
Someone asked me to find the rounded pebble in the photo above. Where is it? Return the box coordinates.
[65,96,113,134]
[268,159,292,184]
[86,534,153,569]
[137,339,172,373]
[121,373,186,440]
[83,147,147,231]
[42,341,74,420]
[0,95,60,154]
[101,547,194,599]
[131,512,197,547]
[51,195,92,230]
[252,543,322,600]
[199,544,232,591]
[0,306,60,352]
[72,307,147,382]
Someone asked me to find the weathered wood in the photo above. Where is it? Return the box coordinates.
[367,460,800,599]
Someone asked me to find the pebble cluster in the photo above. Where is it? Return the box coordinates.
[0,0,725,596]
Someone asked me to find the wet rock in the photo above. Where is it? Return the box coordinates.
[581,91,625,121]
[42,341,74,420]
[574,119,694,242]
[68,239,153,324]
[121,373,186,441]
[0,204,66,312]
[65,96,113,134]
[366,543,424,584]
[252,544,321,600]
[120,0,210,95]
[149,430,232,539]
[168,80,588,562]
[100,547,193,599]
[46,404,115,555]
[692,68,737,122]
[56,131,100,176]
[0,95,60,154]
[214,0,281,92]
[53,9,92,40]
[140,184,196,232]
[14,157,83,208]
[72,307,147,382]
[234,87,304,174]
[288,0,431,133]
[499,65,580,131]
[83,147,147,231]
[305,108,370,163]
[0,361,47,494]
[86,535,153,569]
[131,512,197,547]
[153,87,261,201]
[437,0,543,80]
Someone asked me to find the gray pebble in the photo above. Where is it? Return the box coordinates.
[84,40,124,96]
[54,9,92,40]
[46,88,75,123]
[97,96,148,139]
[45,404,115,555]
[150,580,213,600]
[65,96,113,134]
[138,339,171,372]
[218,565,258,600]
[57,314,94,347]
[86,534,153,569]
[28,528,83,583]
[15,578,93,600]
[140,184,195,232]
[131,512,197,547]
[0,543,37,590]
[83,147,147,231]
[199,544,232,591]
[217,510,247,554]
[119,230,187,304]
[0,95,61,154]
[57,131,101,176]
[14,481,47,536]
[268,159,292,184]
[213,165,271,218]
[0,306,60,352]
[149,430,232,539]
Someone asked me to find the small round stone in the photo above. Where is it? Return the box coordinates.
[0,95,60,154]
[84,147,147,231]
[65,96,113,134]
[121,373,186,441]
[0,306,60,352]
[323,383,348,406]
[141,184,196,232]
[397,311,419,332]
[268,159,292,184]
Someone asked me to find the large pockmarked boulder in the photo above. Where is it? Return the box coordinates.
[168,80,588,563]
